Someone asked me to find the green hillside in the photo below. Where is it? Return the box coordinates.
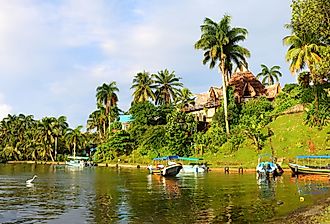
[203,112,330,168]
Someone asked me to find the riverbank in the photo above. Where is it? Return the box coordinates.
[268,196,330,223]
[6,160,293,174]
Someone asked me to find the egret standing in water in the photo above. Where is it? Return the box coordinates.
[26,175,38,184]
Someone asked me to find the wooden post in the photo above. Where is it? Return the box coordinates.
[238,167,244,174]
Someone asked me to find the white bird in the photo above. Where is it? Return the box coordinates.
[26,175,38,184]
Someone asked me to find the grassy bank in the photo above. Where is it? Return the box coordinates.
[202,112,329,168]
[115,112,329,169]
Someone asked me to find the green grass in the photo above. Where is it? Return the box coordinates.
[205,112,330,168]
[117,112,329,169]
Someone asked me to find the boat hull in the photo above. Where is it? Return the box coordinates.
[289,163,330,175]
[149,164,183,177]
[181,165,208,173]
[66,160,84,167]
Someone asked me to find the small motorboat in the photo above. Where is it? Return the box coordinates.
[177,157,209,173]
[66,156,90,168]
[148,156,183,177]
[256,154,284,179]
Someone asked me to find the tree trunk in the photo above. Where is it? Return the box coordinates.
[73,142,76,158]
[220,64,230,136]
[54,137,58,161]
[108,99,112,134]
[49,146,54,162]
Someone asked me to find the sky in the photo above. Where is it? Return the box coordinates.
[0,0,296,128]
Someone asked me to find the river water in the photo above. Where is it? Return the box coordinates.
[0,164,329,223]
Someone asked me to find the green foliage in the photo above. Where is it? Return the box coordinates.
[212,88,240,129]
[304,85,330,128]
[129,102,171,127]
[137,125,167,157]
[202,123,228,153]
[165,110,197,156]
[153,69,183,105]
[128,102,173,150]
[93,143,115,162]
[257,64,282,86]
[239,97,273,151]
[108,130,133,156]
[291,0,330,45]
[272,84,313,115]
[131,71,155,103]
[228,130,245,152]
[109,121,122,131]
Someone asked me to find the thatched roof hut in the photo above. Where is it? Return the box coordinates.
[228,71,266,103]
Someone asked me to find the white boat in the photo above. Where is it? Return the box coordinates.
[178,157,209,173]
[65,156,90,168]
[148,156,183,177]
[256,154,283,179]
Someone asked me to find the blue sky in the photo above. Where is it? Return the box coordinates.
[0,0,295,127]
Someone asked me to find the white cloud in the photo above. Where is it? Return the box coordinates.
[0,94,12,119]
[0,0,295,127]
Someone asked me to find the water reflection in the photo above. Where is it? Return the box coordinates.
[292,176,330,196]
[1,164,330,223]
[257,177,277,200]
[148,174,181,199]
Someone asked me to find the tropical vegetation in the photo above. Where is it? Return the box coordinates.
[0,1,328,167]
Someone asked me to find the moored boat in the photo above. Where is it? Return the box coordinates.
[289,155,330,175]
[177,157,209,173]
[66,156,90,168]
[148,156,183,177]
[256,154,284,179]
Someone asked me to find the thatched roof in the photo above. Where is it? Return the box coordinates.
[194,92,209,106]
[265,83,281,99]
[228,71,266,102]
[185,71,281,112]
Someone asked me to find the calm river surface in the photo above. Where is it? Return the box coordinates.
[0,164,330,223]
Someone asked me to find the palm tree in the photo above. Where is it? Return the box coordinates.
[176,88,195,109]
[256,64,282,86]
[153,69,183,105]
[284,34,324,111]
[195,15,250,135]
[96,82,119,132]
[52,116,68,160]
[283,34,322,79]
[65,126,85,158]
[38,117,56,161]
[131,71,156,103]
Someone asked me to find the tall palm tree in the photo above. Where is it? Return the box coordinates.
[256,64,282,86]
[38,117,55,161]
[52,116,68,160]
[96,82,119,132]
[131,71,156,103]
[65,125,85,158]
[195,15,250,135]
[153,69,183,105]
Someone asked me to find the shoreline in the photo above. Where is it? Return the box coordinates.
[5,160,292,173]
[267,196,330,223]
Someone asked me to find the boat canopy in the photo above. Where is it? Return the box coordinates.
[153,156,202,161]
[153,156,179,161]
[178,157,202,161]
[296,155,330,159]
[68,156,89,160]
